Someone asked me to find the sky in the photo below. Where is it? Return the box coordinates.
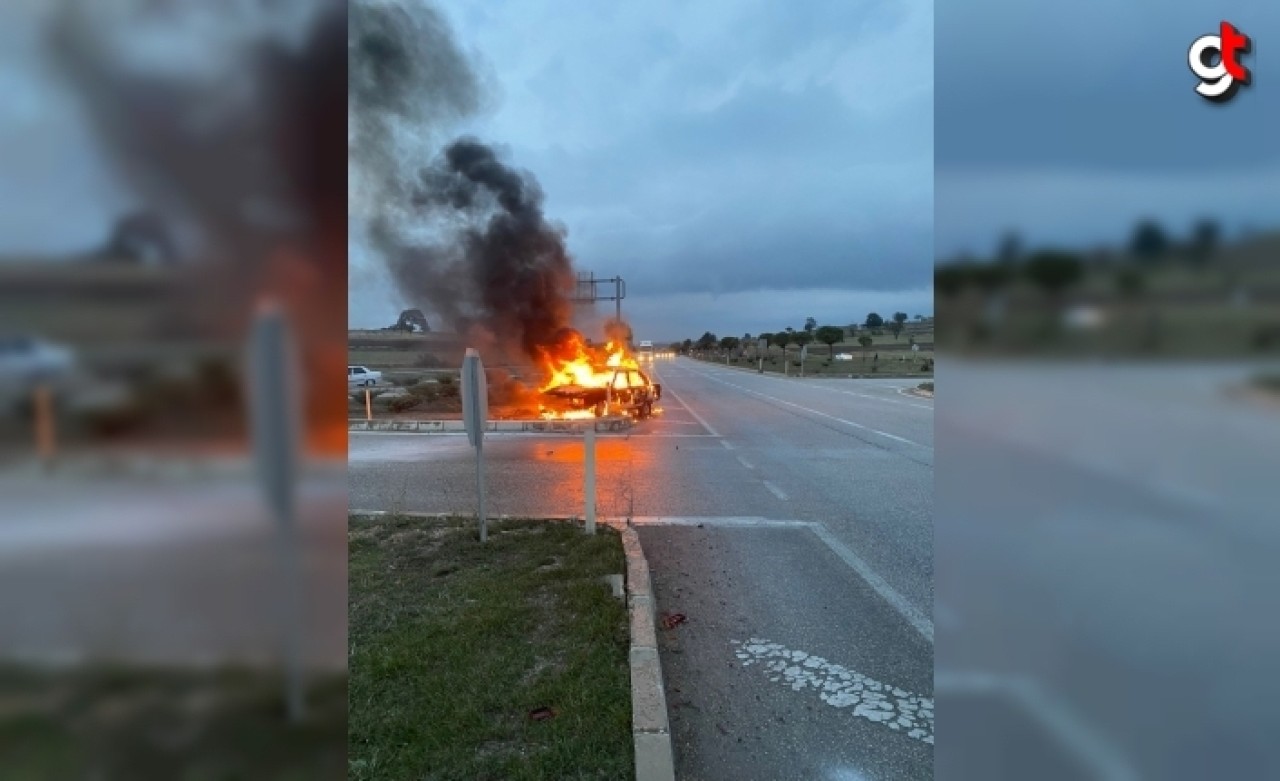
[348,0,935,342]
[935,0,1280,259]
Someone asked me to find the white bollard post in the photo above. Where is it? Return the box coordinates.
[584,423,597,534]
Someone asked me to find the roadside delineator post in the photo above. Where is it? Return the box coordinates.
[246,300,305,723]
[33,383,56,471]
[364,387,372,421]
[757,338,767,374]
[461,349,488,542]
[584,423,597,535]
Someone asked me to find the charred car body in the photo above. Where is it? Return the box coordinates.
[542,366,662,418]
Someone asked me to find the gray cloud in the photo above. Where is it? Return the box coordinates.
[935,0,1280,257]
[349,0,934,333]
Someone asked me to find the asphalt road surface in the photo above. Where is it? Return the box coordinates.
[935,360,1280,781]
[0,467,348,670]
[349,356,935,779]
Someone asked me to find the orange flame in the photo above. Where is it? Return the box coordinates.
[536,332,641,419]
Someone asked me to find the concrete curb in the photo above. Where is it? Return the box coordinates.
[348,417,634,434]
[615,521,676,781]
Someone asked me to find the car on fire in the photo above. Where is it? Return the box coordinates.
[542,366,662,418]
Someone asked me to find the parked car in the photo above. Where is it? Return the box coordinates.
[348,365,382,387]
[542,366,662,418]
[0,335,76,386]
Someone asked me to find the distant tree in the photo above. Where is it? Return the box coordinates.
[1188,218,1220,270]
[888,321,904,340]
[719,336,740,351]
[1024,251,1085,299]
[1130,220,1170,264]
[390,308,430,333]
[681,338,693,353]
[996,231,1023,266]
[804,317,817,333]
[972,262,1013,295]
[668,342,683,354]
[772,331,793,350]
[893,312,909,326]
[857,335,873,356]
[742,333,752,344]
[696,331,718,350]
[794,332,813,347]
[100,211,179,265]
[915,314,925,322]
[814,325,843,357]
[1115,268,1145,299]
[864,312,884,329]
[935,264,970,298]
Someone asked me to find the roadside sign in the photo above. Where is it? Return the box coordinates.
[800,344,809,361]
[461,348,489,542]
[245,301,304,723]
[912,343,920,352]
[461,349,488,448]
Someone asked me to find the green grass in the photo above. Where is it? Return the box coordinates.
[348,515,631,781]
[0,666,346,780]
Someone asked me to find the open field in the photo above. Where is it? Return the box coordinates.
[697,353,934,378]
[348,515,631,781]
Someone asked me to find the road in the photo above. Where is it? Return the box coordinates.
[0,466,348,670]
[349,356,935,779]
[935,360,1280,780]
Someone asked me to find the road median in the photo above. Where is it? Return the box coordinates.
[348,513,633,780]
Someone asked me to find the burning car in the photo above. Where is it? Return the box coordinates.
[537,336,662,419]
[541,365,662,419]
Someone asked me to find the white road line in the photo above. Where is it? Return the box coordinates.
[735,638,933,744]
[720,440,735,450]
[347,431,718,439]
[736,455,755,470]
[762,480,789,501]
[698,374,926,448]
[628,514,932,644]
[626,516,809,528]
[663,386,720,437]
[807,524,934,644]
[935,672,1137,781]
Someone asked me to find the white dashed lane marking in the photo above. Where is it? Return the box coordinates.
[734,638,933,744]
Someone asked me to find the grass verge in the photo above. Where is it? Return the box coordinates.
[0,666,346,780]
[348,515,631,781]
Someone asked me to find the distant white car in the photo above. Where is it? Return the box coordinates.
[0,335,76,385]
[348,365,382,387]
[834,353,854,361]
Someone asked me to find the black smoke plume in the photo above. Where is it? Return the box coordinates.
[349,0,586,366]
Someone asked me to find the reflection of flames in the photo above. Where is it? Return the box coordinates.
[536,331,639,420]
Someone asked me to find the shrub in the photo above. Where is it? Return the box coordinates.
[389,396,422,413]
[437,374,456,386]
[409,383,440,401]
[414,353,444,369]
